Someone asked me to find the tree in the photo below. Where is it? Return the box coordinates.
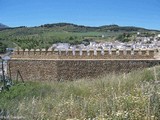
[0,42,7,53]
[116,33,131,42]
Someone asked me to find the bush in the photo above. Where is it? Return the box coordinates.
[0,67,160,119]
[0,42,7,53]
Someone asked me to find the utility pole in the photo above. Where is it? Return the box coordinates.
[0,57,5,89]
[0,53,11,91]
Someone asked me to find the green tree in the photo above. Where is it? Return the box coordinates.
[0,42,7,53]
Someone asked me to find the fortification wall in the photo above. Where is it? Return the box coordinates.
[8,60,58,81]
[12,49,59,59]
[8,48,159,81]
[8,59,160,81]
[11,48,155,59]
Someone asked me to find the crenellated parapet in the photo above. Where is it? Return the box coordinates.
[12,48,59,59]
[11,48,156,59]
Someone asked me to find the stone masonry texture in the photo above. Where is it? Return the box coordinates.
[8,59,160,81]
[8,60,58,81]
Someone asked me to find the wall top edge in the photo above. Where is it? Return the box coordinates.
[14,48,156,52]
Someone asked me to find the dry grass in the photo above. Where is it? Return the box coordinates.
[0,67,160,119]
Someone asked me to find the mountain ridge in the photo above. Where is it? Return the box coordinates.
[1,22,160,32]
[39,22,159,32]
[0,23,9,29]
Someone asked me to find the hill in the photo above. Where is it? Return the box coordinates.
[0,23,9,29]
[40,23,159,32]
[0,23,160,49]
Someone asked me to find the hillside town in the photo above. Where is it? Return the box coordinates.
[52,34,160,50]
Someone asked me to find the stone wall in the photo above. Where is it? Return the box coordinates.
[8,59,160,81]
[8,59,58,81]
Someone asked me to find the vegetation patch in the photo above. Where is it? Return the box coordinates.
[0,67,160,119]
[0,23,159,49]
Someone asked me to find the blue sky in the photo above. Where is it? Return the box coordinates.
[0,0,160,29]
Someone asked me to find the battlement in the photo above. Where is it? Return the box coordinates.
[11,48,156,59]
